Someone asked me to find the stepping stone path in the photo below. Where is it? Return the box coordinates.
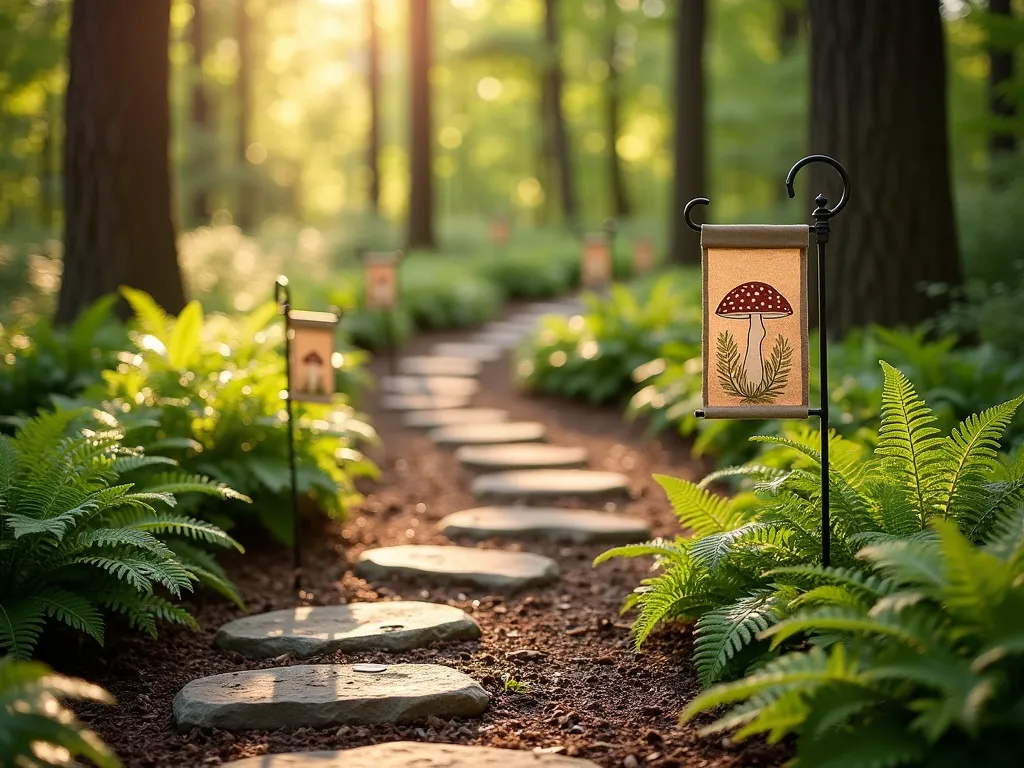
[429,421,547,447]
[472,469,631,502]
[456,443,587,471]
[439,506,650,545]
[469,329,526,349]
[173,664,488,731]
[356,545,559,591]
[226,742,600,767]
[379,375,479,398]
[403,407,509,429]
[432,341,504,362]
[381,393,471,412]
[398,356,480,378]
[214,602,480,659]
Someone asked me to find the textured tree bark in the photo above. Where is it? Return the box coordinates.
[543,0,578,230]
[987,0,1017,165]
[407,0,435,249]
[669,0,705,264]
[367,0,381,212]
[605,13,631,219]
[57,0,185,324]
[235,0,254,231]
[189,0,211,225]
[807,0,961,336]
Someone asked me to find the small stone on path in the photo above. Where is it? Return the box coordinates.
[213,601,481,659]
[429,421,547,447]
[379,375,479,397]
[403,407,509,429]
[398,356,480,378]
[356,545,559,591]
[173,664,488,731]
[456,443,586,471]
[432,341,504,362]
[224,742,600,767]
[381,393,471,411]
[472,469,631,502]
[439,506,649,544]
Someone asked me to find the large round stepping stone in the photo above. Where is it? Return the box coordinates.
[483,321,533,335]
[403,407,509,429]
[397,356,480,378]
[213,602,481,659]
[173,664,488,731]
[379,375,479,397]
[226,742,600,767]
[472,469,631,502]
[380,393,470,411]
[440,506,650,545]
[457,443,586,471]
[356,545,559,591]
[429,421,547,447]
[469,330,525,349]
[432,341,504,362]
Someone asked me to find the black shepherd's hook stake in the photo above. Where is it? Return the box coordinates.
[275,275,303,592]
[785,154,851,568]
[683,197,710,232]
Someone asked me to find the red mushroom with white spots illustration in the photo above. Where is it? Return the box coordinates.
[715,282,793,387]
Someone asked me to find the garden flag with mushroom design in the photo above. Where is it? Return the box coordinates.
[702,225,809,418]
[288,309,338,404]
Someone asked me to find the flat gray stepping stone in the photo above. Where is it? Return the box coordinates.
[213,602,481,659]
[397,356,480,378]
[432,341,504,362]
[470,330,526,348]
[403,407,509,429]
[440,506,650,544]
[456,443,587,470]
[356,545,559,591]
[429,421,547,447]
[380,393,471,411]
[379,375,479,397]
[173,664,488,731]
[483,321,533,335]
[472,469,631,502]
[226,742,600,767]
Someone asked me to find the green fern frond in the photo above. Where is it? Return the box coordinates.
[696,464,789,490]
[169,540,244,607]
[796,720,926,768]
[0,600,46,659]
[767,564,896,599]
[693,591,780,686]
[76,555,195,597]
[119,514,243,551]
[788,585,872,611]
[764,605,928,650]
[101,591,199,637]
[111,454,178,474]
[143,472,252,503]
[654,474,746,537]
[690,522,787,572]
[31,586,105,644]
[593,537,688,567]
[630,566,717,647]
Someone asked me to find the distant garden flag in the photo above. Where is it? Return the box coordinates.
[363,251,399,311]
[581,233,612,288]
[633,237,654,274]
[288,310,338,404]
[701,225,809,418]
[490,215,509,247]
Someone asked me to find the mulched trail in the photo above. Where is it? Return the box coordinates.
[61,303,788,768]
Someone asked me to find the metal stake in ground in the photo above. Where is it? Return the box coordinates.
[274,276,301,590]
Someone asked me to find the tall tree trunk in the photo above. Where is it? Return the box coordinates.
[235,0,254,231]
[407,0,435,249]
[605,10,631,219]
[367,0,381,213]
[543,0,577,230]
[987,0,1017,169]
[808,0,961,336]
[669,0,705,264]
[57,0,185,323]
[189,0,211,225]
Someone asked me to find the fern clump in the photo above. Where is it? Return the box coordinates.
[0,410,245,659]
[0,657,120,767]
[597,362,1024,686]
[682,514,1024,767]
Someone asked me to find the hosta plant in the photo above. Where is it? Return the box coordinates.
[0,657,120,767]
[0,410,245,659]
[597,362,1024,686]
[681,514,1024,768]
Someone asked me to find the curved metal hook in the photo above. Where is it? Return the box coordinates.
[785,155,850,218]
[274,275,291,308]
[683,197,710,232]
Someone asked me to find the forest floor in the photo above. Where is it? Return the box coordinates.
[65,302,788,768]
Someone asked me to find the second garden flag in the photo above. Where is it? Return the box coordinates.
[288,310,338,404]
[702,224,809,419]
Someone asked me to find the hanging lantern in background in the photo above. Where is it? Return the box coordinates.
[633,237,655,274]
[490,215,510,247]
[701,225,809,419]
[287,310,338,404]
[363,251,400,311]
[581,233,612,288]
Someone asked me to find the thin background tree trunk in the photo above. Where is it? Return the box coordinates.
[807,0,961,336]
[57,0,185,323]
[605,5,631,219]
[189,0,211,225]
[407,0,435,249]
[543,0,577,230]
[669,0,705,264]
[367,0,381,213]
[987,0,1017,170]
[235,0,254,230]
